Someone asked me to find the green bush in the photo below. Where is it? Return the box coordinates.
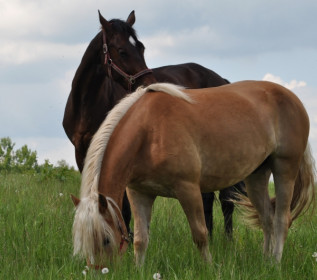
[0,137,78,181]
[15,145,38,173]
[0,137,15,171]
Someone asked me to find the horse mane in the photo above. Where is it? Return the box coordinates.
[72,32,103,84]
[73,196,118,264]
[73,83,192,262]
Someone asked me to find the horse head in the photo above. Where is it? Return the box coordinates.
[98,10,156,91]
[71,193,129,268]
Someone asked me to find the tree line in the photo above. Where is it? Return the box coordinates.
[0,137,78,181]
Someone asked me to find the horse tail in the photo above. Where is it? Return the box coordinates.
[290,143,316,222]
[234,144,316,228]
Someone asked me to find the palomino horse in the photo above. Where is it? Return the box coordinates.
[72,81,315,267]
[64,11,244,237]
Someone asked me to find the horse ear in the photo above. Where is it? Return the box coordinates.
[126,10,135,26]
[98,10,112,37]
[98,193,108,214]
[71,194,80,207]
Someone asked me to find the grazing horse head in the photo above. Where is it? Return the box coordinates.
[71,193,129,268]
[98,10,155,90]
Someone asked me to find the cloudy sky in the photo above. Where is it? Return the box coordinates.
[1,0,317,168]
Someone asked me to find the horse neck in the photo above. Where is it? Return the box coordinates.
[68,31,126,121]
[68,72,126,137]
[73,72,107,113]
[65,55,105,136]
[80,83,150,209]
[97,120,146,209]
[97,153,132,210]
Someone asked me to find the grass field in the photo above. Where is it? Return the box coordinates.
[1,172,316,279]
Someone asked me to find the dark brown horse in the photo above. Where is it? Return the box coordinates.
[72,82,315,267]
[63,11,244,237]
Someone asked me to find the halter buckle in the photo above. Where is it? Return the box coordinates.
[103,43,108,54]
[129,76,136,85]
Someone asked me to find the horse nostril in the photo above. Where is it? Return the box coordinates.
[103,238,110,247]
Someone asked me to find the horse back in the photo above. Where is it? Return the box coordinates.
[153,63,229,88]
[116,81,309,191]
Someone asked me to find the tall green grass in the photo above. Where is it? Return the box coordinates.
[1,173,316,279]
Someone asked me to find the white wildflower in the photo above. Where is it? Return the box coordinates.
[59,193,63,197]
[102,267,109,274]
[82,266,89,276]
[153,272,161,279]
[312,252,317,258]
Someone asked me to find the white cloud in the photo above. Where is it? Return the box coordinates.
[0,1,40,36]
[262,73,307,90]
[0,0,92,38]
[0,40,86,65]
[142,26,224,66]
[0,0,135,42]
[55,69,77,99]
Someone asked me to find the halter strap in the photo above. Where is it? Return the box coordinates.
[102,30,153,92]
[106,197,130,251]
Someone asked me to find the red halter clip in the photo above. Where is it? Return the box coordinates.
[117,219,130,252]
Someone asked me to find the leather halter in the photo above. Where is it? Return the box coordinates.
[118,220,130,251]
[106,197,130,252]
[102,29,153,92]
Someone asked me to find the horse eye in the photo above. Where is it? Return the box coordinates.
[103,238,110,247]
[118,49,128,58]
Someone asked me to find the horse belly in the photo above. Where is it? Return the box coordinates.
[129,180,178,198]
[197,129,274,192]
[130,137,202,198]
[192,113,275,191]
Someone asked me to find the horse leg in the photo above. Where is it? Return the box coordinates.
[202,192,215,237]
[126,188,156,266]
[176,181,212,263]
[219,188,234,238]
[245,166,273,257]
[220,181,246,238]
[271,159,298,262]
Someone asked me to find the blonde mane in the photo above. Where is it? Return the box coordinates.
[72,83,192,262]
[73,196,118,264]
